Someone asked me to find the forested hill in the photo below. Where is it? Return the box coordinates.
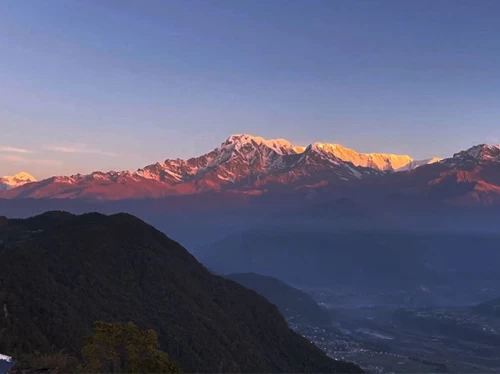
[0,211,362,373]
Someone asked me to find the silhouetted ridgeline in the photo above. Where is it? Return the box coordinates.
[227,272,331,326]
[0,211,362,373]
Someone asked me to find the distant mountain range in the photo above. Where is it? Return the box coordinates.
[203,229,500,292]
[0,135,434,198]
[2,135,500,206]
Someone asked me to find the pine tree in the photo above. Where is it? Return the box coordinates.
[81,321,181,373]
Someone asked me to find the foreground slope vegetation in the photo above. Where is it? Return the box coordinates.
[0,211,362,373]
[81,321,181,373]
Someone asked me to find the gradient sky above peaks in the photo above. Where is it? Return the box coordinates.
[1,0,500,178]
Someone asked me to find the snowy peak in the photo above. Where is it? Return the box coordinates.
[221,134,299,156]
[291,143,372,181]
[397,157,442,171]
[0,135,442,200]
[304,143,342,165]
[0,172,36,191]
[307,142,414,171]
[4,172,35,183]
[308,142,342,154]
[198,135,431,173]
[451,144,500,164]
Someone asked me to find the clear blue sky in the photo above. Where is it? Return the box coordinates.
[1,0,500,178]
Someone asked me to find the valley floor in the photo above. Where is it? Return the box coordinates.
[290,290,500,374]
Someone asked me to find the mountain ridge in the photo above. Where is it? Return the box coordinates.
[0,134,438,200]
[226,272,332,326]
[3,137,500,206]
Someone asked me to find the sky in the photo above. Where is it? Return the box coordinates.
[1,0,500,178]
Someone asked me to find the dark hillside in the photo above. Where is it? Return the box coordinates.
[0,212,362,373]
[227,272,331,326]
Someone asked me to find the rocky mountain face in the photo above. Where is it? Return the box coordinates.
[131,134,391,190]
[434,145,500,205]
[0,135,421,200]
[359,144,500,206]
[447,144,500,167]
[3,137,500,206]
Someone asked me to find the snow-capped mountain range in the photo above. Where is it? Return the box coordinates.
[0,172,36,191]
[2,135,500,205]
[0,135,437,200]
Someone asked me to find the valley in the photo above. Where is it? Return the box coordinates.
[290,290,500,373]
[209,246,500,373]
[205,228,500,373]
